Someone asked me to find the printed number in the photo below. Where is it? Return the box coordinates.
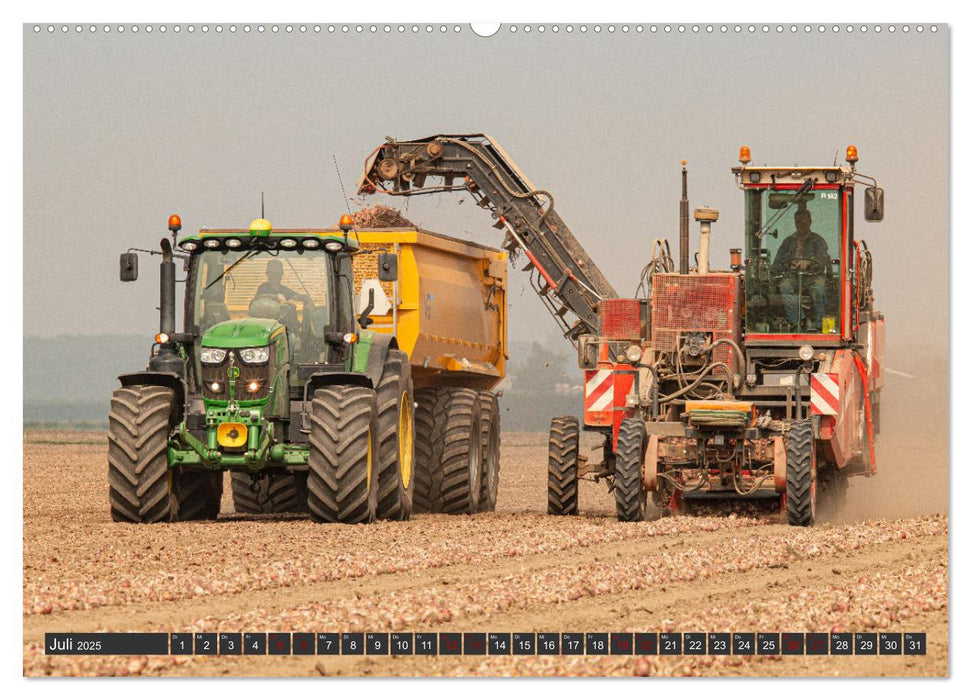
[713,640,727,651]
[821,192,838,199]
[349,640,357,650]
[203,640,210,651]
[543,640,556,650]
[860,640,873,650]
[664,640,676,650]
[591,639,605,651]
[421,640,432,650]
[567,640,579,650]
[836,640,848,651]
[373,640,382,650]
[226,640,235,651]
[689,640,702,651]
[324,639,332,650]
[885,640,898,651]
[397,640,410,651]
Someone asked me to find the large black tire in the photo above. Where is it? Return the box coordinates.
[412,387,482,514]
[413,387,447,514]
[786,420,817,526]
[614,418,648,522]
[108,385,176,523]
[547,416,579,516]
[478,391,501,512]
[306,385,379,524]
[173,468,224,521]
[231,472,308,514]
[374,350,415,521]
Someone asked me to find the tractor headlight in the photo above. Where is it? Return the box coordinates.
[798,344,814,361]
[626,344,643,363]
[200,347,228,364]
[238,346,270,364]
[324,240,345,252]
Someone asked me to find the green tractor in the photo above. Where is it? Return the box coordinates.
[109,214,414,524]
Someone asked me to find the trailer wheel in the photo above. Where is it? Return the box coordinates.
[413,387,448,513]
[307,385,379,524]
[412,387,481,514]
[614,418,648,522]
[547,416,579,516]
[478,391,501,512]
[786,420,817,526]
[231,472,308,514]
[173,468,224,520]
[108,385,177,523]
[374,350,415,521]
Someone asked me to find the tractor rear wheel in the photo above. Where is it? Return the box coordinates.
[375,350,415,521]
[108,385,176,523]
[231,472,308,514]
[173,468,224,520]
[614,418,648,522]
[547,416,579,516]
[307,385,379,524]
[786,420,817,526]
[478,391,501,512]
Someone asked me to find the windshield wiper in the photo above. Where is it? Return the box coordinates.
[205,247,266,292]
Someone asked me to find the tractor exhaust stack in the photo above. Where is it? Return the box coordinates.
[694,207,719,275]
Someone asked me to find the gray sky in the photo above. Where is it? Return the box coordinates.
[24,26,947,355]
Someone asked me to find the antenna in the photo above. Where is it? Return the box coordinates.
[261,191,265,219]
[833,149,839,167]
[333,154,351,213]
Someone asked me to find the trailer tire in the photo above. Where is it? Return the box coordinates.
[786,420,817,526]
[108,385,176,523]
[412,387,482,514]
[231,472,308,514]
[307,385,379,524]
[375,350,415,521]
[413,387,449,513]
[478,391,501,512]
[614,418,648,522]
[547,416,579,516]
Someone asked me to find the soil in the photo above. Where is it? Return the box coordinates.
[23,430,947,677]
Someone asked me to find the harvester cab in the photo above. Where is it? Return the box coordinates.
[110,215,415,525]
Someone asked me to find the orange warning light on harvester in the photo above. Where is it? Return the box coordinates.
[339,214,355,232]
[738,145,751,164]
[846,145,859,163]
[168,214,182,232]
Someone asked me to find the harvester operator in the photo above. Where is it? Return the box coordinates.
[772,208,829,331]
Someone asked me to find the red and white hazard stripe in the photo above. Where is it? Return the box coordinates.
[585,369,614,412]
[810,373,840,416]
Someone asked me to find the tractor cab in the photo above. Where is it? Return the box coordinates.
[735,146,883,344]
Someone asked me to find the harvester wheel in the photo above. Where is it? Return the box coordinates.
[307,385,379,524]
[547,416,579,516]
[108,385,176,523]
[412,387,482,514]
[231,472,307,514]
[786,420,817,526]
[478,391,501,512]
[172,468,223,521]
[374,350,415,521]
[614,418,648,522]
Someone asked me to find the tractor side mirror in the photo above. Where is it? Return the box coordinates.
[864,187,884,222]
[377,252,398,282]
[120,252,138,282]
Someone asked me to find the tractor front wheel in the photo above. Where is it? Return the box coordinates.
[108,385,176,523]
[547,416,579,516]
[786,420,817,526]
[374,350,415,521]
[307,385,379,524]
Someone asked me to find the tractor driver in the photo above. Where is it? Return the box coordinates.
[257,259,311,305]
[772,208,830,331]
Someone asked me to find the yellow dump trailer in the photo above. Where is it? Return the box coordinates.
[353,228,507,390]
[352,228,508,514]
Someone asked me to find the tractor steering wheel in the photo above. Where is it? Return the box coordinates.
[781,257,824,276]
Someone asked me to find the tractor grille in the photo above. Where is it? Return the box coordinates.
[651,273,741,370]
[200,351,272,401]
[600,298,643,341]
